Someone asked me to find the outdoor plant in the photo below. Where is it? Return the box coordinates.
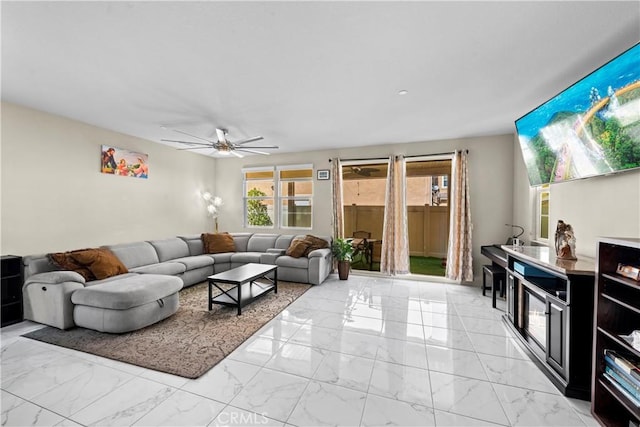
[247,188,273,226]
[331,238,354,262]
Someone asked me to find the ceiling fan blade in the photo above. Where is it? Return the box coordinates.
[230,150,244,158]
[233,136,264,145]
[215,128,227,143]
[162,139,212,146]
[173,129,215,143]
[177,146,215,151]
[236,145,279,149]
[236,148,271,155]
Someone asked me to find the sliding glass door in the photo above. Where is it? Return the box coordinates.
[341,162,388,272]
[338,157,451,277]
[405,159,451,276]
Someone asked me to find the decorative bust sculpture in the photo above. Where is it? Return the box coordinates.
[555,220,577,260]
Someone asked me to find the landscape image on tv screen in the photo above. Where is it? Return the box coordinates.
[515,43,640,186]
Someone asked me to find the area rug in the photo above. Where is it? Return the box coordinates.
[22,281,310,379]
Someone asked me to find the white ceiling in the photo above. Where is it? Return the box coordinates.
[2,1,639,157]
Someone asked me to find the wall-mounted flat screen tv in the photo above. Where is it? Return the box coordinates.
[515,43,640,186]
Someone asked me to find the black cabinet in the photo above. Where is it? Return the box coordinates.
[1,255,23,327]
[501,245,595,400]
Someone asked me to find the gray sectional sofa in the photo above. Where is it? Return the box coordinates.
[22,233,332,332]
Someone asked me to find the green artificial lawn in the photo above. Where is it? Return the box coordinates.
[408,256,446,276]
[351,256,446,277]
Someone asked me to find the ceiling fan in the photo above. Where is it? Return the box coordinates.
[161,128,278,158]
[344,166,380,177]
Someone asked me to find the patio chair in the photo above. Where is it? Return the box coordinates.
[351,231,371,267]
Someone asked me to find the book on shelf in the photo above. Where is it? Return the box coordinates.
[605,354,640,390]
[604,349,640,382]
[603,372,640,408]
[605,366,640,400]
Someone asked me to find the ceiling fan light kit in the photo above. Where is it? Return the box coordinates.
[161,127,278,157]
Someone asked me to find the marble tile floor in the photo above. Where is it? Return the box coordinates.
[1,274,598,427]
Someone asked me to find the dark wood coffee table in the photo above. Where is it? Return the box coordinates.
[207,263,278,315]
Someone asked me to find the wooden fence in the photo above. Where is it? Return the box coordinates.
[343,204,449,258]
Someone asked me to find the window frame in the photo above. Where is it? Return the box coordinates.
[277,164,314,230]
[242,164,314,230]
[242,166,276,229]
[535,184,550,242]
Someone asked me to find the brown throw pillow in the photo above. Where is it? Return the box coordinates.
[48,250,97,281]
[202,232,236,254]
[70,248,128,280]
[286,239,311,258]
[302,235,329,256]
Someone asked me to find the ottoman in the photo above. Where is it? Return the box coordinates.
[71,274,183,333]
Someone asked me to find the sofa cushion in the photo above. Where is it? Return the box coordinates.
[260,253,280,265]
[170,255,214,270]
[286,239,310,258]
[129,262,186,276]
[207,252,233,264]
[104,242,160,269]
[202,233,236,254]
[274,235,295,250]
[71,274,182,310]
[74,293,179,334]
[148,238,190,262]
[48,250,96,281]
[230,252,262,264]
[70,248,129,280]
[231,233,252,252]
[25,271,86,286]
[86,272,140,286]
[276,256,310,269]
[302,235,330,256]
[247,234,279,252]
[177,235,204,256]
[308,247,332,258]
[23,254,59,281]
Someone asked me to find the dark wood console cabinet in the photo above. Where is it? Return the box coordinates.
[502,245,596,400]
[591,237,640,427]
[1,255,23,327]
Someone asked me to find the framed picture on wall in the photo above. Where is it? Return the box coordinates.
[317,169,330,180]
[101,145,149,179]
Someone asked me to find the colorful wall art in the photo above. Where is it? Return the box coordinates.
[101,145,148,179]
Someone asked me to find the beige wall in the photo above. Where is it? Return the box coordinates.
[215,134,515,280]
[0,102,217,255]
[512,134,640,259]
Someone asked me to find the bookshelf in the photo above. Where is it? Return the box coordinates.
[1,255,23,327]
[591,237,640,427]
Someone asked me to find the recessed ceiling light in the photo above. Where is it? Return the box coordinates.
[398,90,408,95]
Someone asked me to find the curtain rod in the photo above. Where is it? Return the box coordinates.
[329,150,468,162]
[404,149,468,159]
[329,156,389,162]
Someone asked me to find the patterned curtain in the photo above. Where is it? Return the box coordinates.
[330,158,344,239]
[445,150,473,282]
[380,155,410,275]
